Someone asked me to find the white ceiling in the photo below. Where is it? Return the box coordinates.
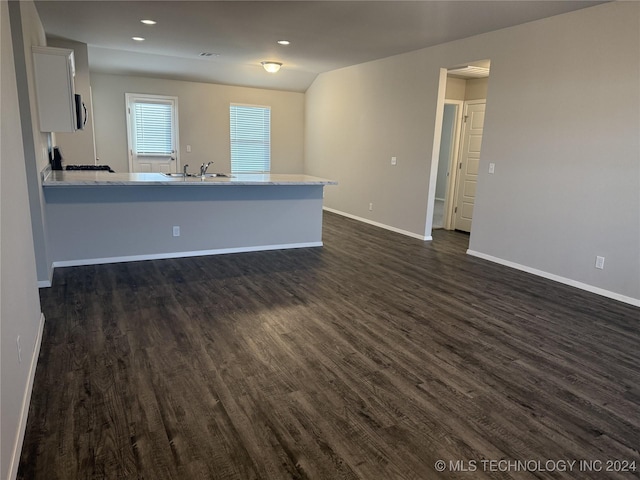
[34,0,604,92]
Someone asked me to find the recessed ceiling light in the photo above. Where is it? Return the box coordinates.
[277,40,290,45]
[132,36,145,42]
[140,19,157,25]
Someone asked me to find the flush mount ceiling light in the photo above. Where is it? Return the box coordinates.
[447,65,490,78]
[140,19,156,25]
[261,61,282,73]
[132,36,145,42]
[277,40,290,45]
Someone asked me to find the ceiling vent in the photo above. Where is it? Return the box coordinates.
[448,65,490,78]
[199,52,219,57]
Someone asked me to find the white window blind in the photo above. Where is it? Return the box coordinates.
[230,104,271,173]
[133,102,173,156]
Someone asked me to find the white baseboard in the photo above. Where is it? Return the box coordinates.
[51,242,323,269]
[37,264,54,288]
[323,207,431,241]
[8,313,46,480]
[467,249,640,307]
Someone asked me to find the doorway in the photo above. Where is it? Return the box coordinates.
[427,62,490,236]
[125,93,180,173]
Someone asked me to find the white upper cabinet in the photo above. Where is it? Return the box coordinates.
[32,46,79,133]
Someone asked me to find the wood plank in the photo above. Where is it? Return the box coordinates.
[19,212,640,479]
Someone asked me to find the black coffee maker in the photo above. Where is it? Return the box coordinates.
[49,146,63,170]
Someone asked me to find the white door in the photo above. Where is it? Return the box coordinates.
[126,94,179,173]
[453,101,485,232]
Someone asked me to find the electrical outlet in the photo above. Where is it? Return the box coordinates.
[17,336,22,363]
[369,203,373,211]
[391,156,397,166]
[173,226,181,237]
[488,162,495,174]
[595,256,605,269]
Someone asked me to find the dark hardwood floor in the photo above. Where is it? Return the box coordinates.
[19,212,640,479]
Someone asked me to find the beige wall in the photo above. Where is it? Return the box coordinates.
[46,37,96,165]
[445,76,489,101]
[445,77,466,100]
[464,77,488,100]
[305,2,640,302]
[91,74,305,174]
[2,2,44,478]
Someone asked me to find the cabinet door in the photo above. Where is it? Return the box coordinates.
[32,46,77,132]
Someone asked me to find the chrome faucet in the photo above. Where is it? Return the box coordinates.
[200,162,213,177]
[183,164,189,176]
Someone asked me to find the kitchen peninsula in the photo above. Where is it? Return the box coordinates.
[42,169,336,269]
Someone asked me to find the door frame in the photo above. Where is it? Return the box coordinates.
[426,65,490,239]
[424,68,449,240]
[441,100,464,231]
[125,93,180,173]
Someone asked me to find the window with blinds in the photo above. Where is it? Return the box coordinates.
[230,104,271,173]
[133,101,174,156]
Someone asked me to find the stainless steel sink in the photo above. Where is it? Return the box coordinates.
[162,172,233,178]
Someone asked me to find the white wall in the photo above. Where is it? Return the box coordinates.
[9,1,52,286]
[91,73,305,174]
[305,2,640,304]
[306,52,437,236]
[1,3,45,478]
[469,2,639,303]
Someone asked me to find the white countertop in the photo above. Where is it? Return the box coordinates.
[43,170,337,187]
